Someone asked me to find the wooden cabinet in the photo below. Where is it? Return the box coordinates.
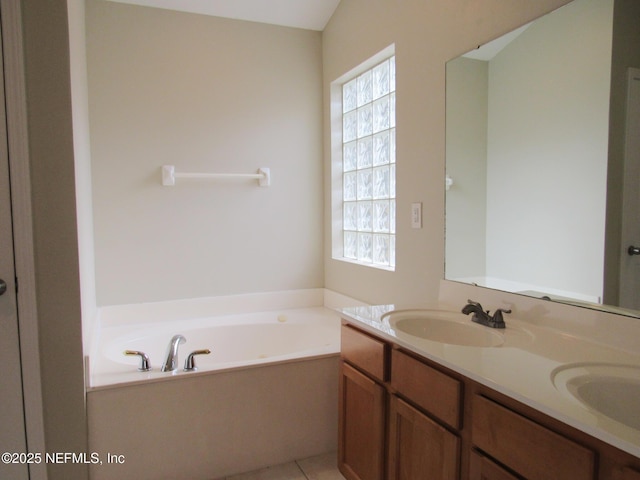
[338,362,385,480]
[471,394,595,480]
[388,348,462,479]
[469,450,519,480]
[339,325,387,480]
[613,467,640,480]
[390,349,462,429]
[339,324,463,480]
[388,395,460,480]
[339,321,640,480]
[341,324,387,382]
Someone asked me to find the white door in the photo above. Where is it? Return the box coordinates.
[0,12,29,479]
[620,68,640,310]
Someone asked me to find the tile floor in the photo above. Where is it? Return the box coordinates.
[222,452,345,480]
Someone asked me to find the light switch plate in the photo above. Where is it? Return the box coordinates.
[411,202,422,229]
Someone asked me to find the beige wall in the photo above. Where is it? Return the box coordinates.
[445,57,488,281]
[322,0,572,305]
[485,0,611,299]
[68,0,98,357]
[604,0,640,304]
[86,0,323,306]
[21,0,88,478]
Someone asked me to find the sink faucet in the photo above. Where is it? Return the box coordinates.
[161,334,186,372]
[462,300,510,329]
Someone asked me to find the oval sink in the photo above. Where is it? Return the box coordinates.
[381,309,505,347]
[552,363,640,430]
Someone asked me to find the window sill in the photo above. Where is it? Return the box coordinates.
[333,256,395,272]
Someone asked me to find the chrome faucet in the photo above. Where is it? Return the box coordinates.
[462,299,510,329]
[161,334,186,372]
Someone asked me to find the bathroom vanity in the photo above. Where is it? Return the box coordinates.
[337,305,640,480]
[335,0,640,477]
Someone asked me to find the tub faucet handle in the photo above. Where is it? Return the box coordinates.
[184,349,211,372]
[124,350,152,372]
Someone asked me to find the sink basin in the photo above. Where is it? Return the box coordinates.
[552,363,640,430]
[381,309,505,347]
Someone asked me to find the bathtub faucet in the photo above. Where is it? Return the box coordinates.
[161,334,186,372]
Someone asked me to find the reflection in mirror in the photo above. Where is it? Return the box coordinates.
[445,0,640,317]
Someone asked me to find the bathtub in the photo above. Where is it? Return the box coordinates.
[86,289,362,480]
[90,306,339,388]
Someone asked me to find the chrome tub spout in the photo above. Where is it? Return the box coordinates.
[161,334,186,372]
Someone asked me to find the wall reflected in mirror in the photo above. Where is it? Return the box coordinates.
[445,0,640,318]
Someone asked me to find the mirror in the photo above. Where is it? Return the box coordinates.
[445,0,640,318]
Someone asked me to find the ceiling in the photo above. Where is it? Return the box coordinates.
[107,0,342,31]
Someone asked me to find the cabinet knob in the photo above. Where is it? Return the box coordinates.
[628,246,640,256]
[0,279,6,296]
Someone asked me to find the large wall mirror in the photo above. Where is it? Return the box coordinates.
[445,0,640,317]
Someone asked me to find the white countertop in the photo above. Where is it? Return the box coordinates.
[339,303,640,459]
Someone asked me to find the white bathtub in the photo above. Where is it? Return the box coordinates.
[86,289,362,480]
[87,289,356,388]
[90,306,339,388]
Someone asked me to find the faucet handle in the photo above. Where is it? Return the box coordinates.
[462,299,486,316]
[124,350,152,371]
[466,299,488,313]
[184,349,211,371]
[490,308,511,328]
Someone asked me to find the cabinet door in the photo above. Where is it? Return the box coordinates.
[338,362,385,480]
[469,450,519,480]
[388,395,460,480]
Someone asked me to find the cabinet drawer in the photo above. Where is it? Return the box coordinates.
[341,324,387,382]
[390,349,462,429]
[472,395,596,480]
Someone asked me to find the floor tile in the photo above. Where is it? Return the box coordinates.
[296,452,345,480]
[226,462,306,480]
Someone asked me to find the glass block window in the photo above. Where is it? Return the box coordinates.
[341,56,396,268]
